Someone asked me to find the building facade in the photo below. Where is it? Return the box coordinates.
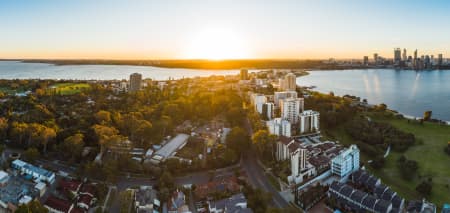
[274,91,298,107]
[267,118,291,138]
[331,145,360,177]
[280,73,297,91]
[262,102,274,120]
[129,73,142,92]
[250,93,267,114]
[280,98,304,124]
[276,137,295,161]
[12,159,55,184]
[299,110,320,134]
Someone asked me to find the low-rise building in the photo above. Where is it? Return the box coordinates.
[12,159,55,184]
[151,134,190,164]
[208,193,252,213]
[331,145,360,178]
[168,190,190,213]
[44,196,83,213]
[0,171,9,186]
[134,186,160,213]
[328,181,393,213]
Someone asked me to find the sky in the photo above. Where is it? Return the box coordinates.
[1,0,450,59]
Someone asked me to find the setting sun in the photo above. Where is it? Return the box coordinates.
[183,28,251,60]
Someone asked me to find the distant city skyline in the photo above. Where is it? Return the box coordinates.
[2,0,450,60]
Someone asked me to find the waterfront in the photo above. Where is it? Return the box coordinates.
[297,69,450,121]
[0,61,245,80]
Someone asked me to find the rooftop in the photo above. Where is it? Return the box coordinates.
[12,159,54,178]
[155,134,189,160]
[44,196,72,212]
[0,173,37,205]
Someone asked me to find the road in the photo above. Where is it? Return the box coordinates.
[242,149,290,208]
[241,118,290,208]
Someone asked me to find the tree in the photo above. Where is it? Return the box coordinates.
[23,147,40,163]
[397,156,418,180]
[226,127,250,155]
[95,110,112,124]
[16,200,48,213]
[59,133,85,161]
[39,126,56,153]
[244,186,271,213]
[133,120,153,147]
[416,180,432,197]
[251,130,277,159]
[159,170,174,189]
[92,124,120,152]
[0,117,7,140]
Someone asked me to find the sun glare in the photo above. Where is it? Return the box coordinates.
[183,28,251,60]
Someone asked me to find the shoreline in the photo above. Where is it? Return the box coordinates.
[299,71,450,125]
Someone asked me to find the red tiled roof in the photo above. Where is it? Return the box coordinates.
[45,196,73,212]
[79,184,95,196]
[78,194,93,206]
[69,207,85,213]
[59,180,82,193]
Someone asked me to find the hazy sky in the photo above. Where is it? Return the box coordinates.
[1,0,450,59]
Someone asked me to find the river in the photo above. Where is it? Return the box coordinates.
[0,61,243,80]
[297,69,450,122]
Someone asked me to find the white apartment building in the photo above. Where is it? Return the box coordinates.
[290,147,316,184]
[250,93,267,114]
[275,137,295,161]
[291,148,307,177]
[331,145,360,177]
[299,110,320,134]
[262,103,274,120]
[280,98,304,124]
[279,73,297,91]
[274,91,298,107]
[267,118,291,137]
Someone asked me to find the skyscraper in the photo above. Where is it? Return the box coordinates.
[363,56,369,65]
[438,54,443,66]
[240,69,249,80]
[280,98,304,124]
[394,48,401,65]
[373,53,378,64]
[413,49,418,69]
[281,73,297,91]
[402,48,407,61]
[129,73,142,92]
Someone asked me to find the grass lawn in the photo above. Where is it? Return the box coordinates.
[326,112,450,207]
[369,113,450,206]
[48,83,90,95]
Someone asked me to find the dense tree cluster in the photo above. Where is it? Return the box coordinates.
[397,155,419,180]
[304,92,358,129]
[416,178,433,197]
[345,117,415,153]
[0,77,246,179]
